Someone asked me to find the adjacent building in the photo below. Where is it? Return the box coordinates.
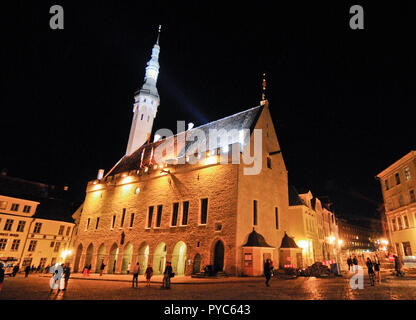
[0,173,75,269]
[376,151,416,262]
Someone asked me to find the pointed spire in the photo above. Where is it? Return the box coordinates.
[156,25,162,45]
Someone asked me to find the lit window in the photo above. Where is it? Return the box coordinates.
[404,167,411,180]
[0,201,7,210]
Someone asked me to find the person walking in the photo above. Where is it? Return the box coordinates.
[352,255,358,272]
[12,265,19,277]
[347,256,352,272]
[264,259,272,287]
[394,255,404,277]
[161,262,173,289]
[145,264,153,287]
[131,262,140,288]
[100,262,105,276]
[373,255,381,284]
[25,265,30,277]
[45,265,50,274]
[83,265,88,277]
[366,257,375,286]
[0,263,5,293]
[63,263,71,291]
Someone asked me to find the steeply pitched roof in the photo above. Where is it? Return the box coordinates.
[288,185,306,206]
[242,228,273,248]
[108,105,263,176]
[280,233,299,249]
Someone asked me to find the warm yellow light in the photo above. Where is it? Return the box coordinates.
[204,156,218,165]
[328,236,335,244]
[381,239,389,245]
[61,250,72,259]
[120,176,134,184]
[153,165,158,170]
[159,164,164,169]
[91,184,103,191]
[298,240,308,250]
[338,239,343,246]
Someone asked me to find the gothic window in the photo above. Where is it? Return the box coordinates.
[395,173,401,185]
[404,167,411,180]
[121,208,126,227]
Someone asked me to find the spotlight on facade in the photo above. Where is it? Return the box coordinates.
[61,250,72,260]
[338,239,343,246]
[298,240,309,250]
[328,236,335,244]
[205,156,218,165]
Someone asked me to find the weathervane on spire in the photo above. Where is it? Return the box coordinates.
[156,25,162,45]
[261,73,267,105]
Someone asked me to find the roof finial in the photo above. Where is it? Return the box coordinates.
[156,25,162,45]
[261,73,267,103]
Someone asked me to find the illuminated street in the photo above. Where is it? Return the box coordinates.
[1,272,416,300]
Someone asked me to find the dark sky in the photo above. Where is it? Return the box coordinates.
[1,1,415,221]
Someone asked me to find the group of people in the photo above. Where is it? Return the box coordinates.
[49,263,71,293]
[129,261,174,289]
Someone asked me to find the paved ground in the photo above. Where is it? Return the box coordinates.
[1,270,416,300]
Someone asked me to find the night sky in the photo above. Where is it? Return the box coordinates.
[1,1,415,223]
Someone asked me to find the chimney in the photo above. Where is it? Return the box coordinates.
[97,169,104,180]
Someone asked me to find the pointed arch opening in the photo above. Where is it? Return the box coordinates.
[137,242,149,275]
[121,242,134,274]
[172,241,187,276]
[153,242,167,275]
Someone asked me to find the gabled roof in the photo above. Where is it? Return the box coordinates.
[0,175,48,202]
[242,228,273,248]
[288,185,306,206]
[109,105,263,176]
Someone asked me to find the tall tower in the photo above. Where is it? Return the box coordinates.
[126,26,161,156]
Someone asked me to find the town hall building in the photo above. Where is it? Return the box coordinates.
[71,28,321,276]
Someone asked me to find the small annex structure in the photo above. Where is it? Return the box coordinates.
[242,228,274,276]
[279,232,302,268]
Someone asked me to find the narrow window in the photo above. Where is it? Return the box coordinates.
[147,206,154,228]
[130,213,135,228]
[11,239,20,251]
[275,207,279,229]
[156,205,163,227]
[171,202,179,226]
[398,217,403,230]
[201,198,208,225]
[66,226,71,236]
[141,114,144,120]
[182,201,189,225]
[50,241,55,248]
[253,200,258,226]
[121,208,126,227]
[410,190,416,203]
[267,157,272,169]
[385,179,389,190]
[58,225,65,235]
[11,203,19,211]
[404,215,409,228]
[86,219,90,231]
[54,242,60,252]
[96,218,100,229]
[395,173,401,185]
[111,215,116,229]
